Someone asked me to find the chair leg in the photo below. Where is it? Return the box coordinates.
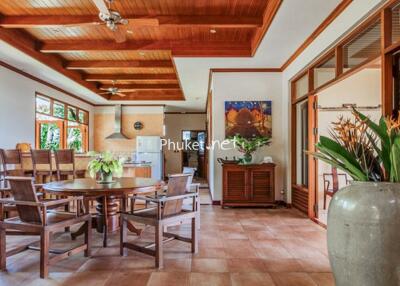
[65,197,71,232]
[323,192,327,210]
[40,230,50,279]
[120,216,127,256]
[191,217,198,254]
[197,197,201,230]
[0,227,6,271]
[84,219,92,257]
[155,222,163,269]
[103,196,108,248]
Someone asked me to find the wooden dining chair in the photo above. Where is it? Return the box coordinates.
[0,177,92,278]
[31,149,57,184]
[120,174,198,268]
[54,149,77,181]
[0,149,26,180]
[323,167,350,209]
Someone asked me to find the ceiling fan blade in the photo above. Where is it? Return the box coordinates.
[92,0,110,15]
[99,92,110,95]
[116,92,127,97]
[113,25,127,43]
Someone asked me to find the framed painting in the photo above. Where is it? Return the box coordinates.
[225,101,272,138]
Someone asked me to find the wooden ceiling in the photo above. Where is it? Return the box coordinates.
[0,0,282,102]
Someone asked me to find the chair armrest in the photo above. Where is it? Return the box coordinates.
[188,183,200,193]
[0,196,83,207]
[135,192,197,203]
[0,199,41,206]
[39,196,83,207]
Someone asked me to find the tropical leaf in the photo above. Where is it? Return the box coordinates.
[390,136,400,182]
[319,136,364,172]
[316,142,368,181]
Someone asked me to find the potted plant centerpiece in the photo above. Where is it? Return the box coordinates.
[87,151,124,183]
[309,110,400,286]
[229,135,271,164]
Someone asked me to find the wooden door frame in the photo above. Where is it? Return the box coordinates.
[290,1,400,219]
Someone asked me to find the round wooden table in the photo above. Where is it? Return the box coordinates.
[43,177,161,246]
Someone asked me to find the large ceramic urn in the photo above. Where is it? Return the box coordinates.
[328,182,400,286]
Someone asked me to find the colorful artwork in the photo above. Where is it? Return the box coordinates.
[225,101,272,138]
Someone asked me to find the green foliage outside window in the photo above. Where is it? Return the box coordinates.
[40,123,60,150]
[53,102,65,118]
[67,128,83,153]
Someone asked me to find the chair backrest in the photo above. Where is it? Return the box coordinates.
[163,174,190,217]
[0,149,24,177]
[31,149,52,176]
[332,167,339,192]
[182,167,195,191]
[6,177,42,224]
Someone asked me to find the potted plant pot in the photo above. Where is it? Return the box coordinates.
[308,109,400,286]
[99,172,113,183]
[328,182,400,286]
[243,153,252,164]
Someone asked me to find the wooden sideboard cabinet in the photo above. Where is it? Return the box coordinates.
[222,163,276,207]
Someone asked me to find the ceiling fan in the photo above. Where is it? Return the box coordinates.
[92,0,129,43]
[99,81,128,97]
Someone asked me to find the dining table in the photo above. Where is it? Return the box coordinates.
[43,177,162,247]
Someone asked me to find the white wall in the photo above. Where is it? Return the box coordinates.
[0,65,95,149]
[210,72,283,201]
[164,114,207,175]
[281,0,385,203]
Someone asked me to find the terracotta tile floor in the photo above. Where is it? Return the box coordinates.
[0,206,334,286]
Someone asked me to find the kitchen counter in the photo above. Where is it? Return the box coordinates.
[123,164,152,178]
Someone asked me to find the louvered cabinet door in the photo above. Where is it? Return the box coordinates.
[249,167,275,203]
[223,166,247,203]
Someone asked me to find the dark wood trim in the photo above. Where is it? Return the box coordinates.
[381,7,394,116]
[335,46,344,77]
[212,200,221,206]
[0,60,95,106]
[281,0,353,71]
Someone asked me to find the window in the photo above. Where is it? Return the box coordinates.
[392,4,400,44]
[35,93,89,153]
[343,19,381,72]
[294,73,309,99]
[314,54,336,89]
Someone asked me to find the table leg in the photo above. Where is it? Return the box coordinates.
[71,198,93,240]
[121,195,143,236]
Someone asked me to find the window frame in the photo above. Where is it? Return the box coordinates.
[35,92,89,153]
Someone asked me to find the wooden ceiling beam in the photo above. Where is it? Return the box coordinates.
[84,73,177,81]
[40,40,252,57]
[0,27,106,101]
[100,83,181,90]
[66,60,172,69]
[0,15,262,28]
[109,90,184,101]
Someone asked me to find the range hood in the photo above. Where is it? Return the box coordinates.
[105,105,129,140]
